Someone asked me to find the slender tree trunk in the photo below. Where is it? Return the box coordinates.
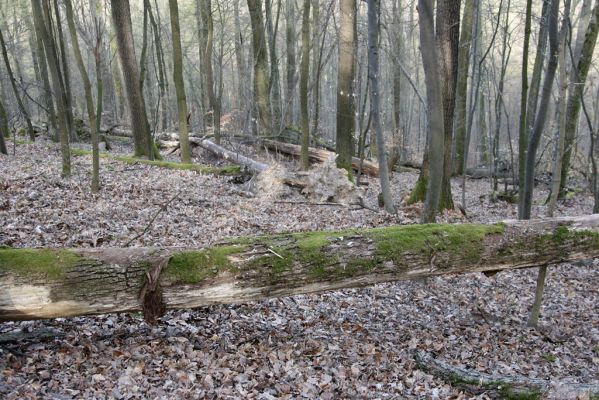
[110,0,155,159]
[492,0,511,191]
[169,0,192,162]
[548,3,572,217]
[452,0,475,175]
[523,0,563,329]
[335,0,357,175]
[368,0,396,214]
[525,0,550,146]
[300,0,311,170]
[0,98,6,154]
[200,0,221,145]
[285,0,297,126]
[64,0,100,192]
[53,0,76,142]
[147,2,168,132]
[234,0,247,114]
[0,27,34,141]
[265,0,283,133]
[418,0,445,222]
[31,8,57,137]
[559,0,599,196]
[247,0,272,135]
[32,0,71,177]
[517,0,533,218]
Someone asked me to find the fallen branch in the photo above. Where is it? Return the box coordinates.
[1,215,599,321]
[414,350,599,398]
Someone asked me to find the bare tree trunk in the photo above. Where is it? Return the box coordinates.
[285,0,297,126]
[418,0,445,222]
[367,0,395,213]
[247,0,272,135]
[32,0,71,177]
[169,0,192,162]
[147,2,168,132]
[560,0,599,197]
[300,0,311,170]
[517,0,533,218]
[265,0,283,133]
[548,2,571,217]
[436,0,460,211]
[335,0,357,175]
[110,0,155,159]
[2,215,599,322]
[523,0,562,329]
[64,0,100,192]
[0,27,34,141]
[452,0,475,175]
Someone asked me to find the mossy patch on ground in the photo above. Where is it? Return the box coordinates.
[0,248,81,280]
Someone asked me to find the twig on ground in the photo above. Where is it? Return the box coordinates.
[124,190,182,246]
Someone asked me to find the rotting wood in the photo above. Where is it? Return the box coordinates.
[1,215,599,322]
[262,139,380,177]
[414,350,599,398]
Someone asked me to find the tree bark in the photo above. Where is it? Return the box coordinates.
[247,0,272,135]
[418,0,445,223]
[452,0,475,176]
[335,0,357,175]
[110,0,155,159]
[64,0,100,193]
[0,26,34,142]
[517,0,533,219]
[285,0,297,126]
[560,0,599,197]
[2,215,599,322]
[300,0,311,170]
[436,0,460,211]
[169,0,192,163]
[367,0,395,214]
[32,0,71,177]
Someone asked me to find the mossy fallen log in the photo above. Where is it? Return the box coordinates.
[414,350,599,399]
[262,139,380,177]
[71,148,240,175]
[1,215,599,322]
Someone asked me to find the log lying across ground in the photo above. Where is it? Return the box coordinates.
[195,138,268,173]
[415,351,599,398]
[1,215,599,322]
[262,139,380,177]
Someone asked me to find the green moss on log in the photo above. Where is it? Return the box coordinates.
[72,148,240,175]
[368,223,505,265]
[0,248,81,280]
[165,246,247,284]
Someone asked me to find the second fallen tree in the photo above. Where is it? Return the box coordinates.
[1,215,599,322]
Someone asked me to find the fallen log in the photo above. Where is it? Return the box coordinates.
[1,215,599,322]
[415,351,599,398]
[196,138,268,173]
[262,139,380,177]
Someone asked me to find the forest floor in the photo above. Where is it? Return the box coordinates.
[0,139,598,399]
